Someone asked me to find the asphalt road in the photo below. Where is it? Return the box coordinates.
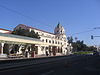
[50,55,100,75]
[0,55,100,75]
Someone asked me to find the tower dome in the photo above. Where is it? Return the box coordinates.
[54,23,65,34]
[54,23,67,40]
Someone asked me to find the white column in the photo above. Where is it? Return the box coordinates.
[17,45,22,54]
[1,43,4,54]
[38,46,42,55]
[57,46,58,53]
[42,46,45,55]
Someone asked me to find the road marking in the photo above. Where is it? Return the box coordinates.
[41,70,54,75]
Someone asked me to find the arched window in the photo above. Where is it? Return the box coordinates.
[46,39,48,42]
[58,41,59,44]
[55,41,57,44]
[42,39,44,42]
[52,40,54,44]
[49,40,51,43]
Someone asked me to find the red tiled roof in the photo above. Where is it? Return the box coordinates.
[0,28,12,34]
[18,24,55,35]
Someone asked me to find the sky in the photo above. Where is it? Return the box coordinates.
[0,0,100,46]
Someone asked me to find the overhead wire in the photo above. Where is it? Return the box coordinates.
[0,3,99,36]
[71,29,95,36]
[0,4,52,29]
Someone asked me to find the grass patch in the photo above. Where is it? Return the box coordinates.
[74,51,93,55]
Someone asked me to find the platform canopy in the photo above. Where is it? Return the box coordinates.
[0,33,62,47]
[0,33,43,45]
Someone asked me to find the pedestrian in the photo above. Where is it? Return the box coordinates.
[49,50,52,56]
[46,50,49,56]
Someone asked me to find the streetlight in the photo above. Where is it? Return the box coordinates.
[91,27,100,40]
[93,27,100,29]
[91,35,94,39]
[91,35,100,40]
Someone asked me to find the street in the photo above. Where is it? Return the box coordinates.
[49,55,100,75]
[0,55,100,75]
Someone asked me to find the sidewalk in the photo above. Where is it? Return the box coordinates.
[0,53,65,60]
[35,53,64,58]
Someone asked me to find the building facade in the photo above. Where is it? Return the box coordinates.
[0,28,12,57]
[14,23,72,56]
[0,28,12,34]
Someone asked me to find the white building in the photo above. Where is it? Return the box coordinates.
[14,23,72,56]
[0,28,12,57]
[0,28,12,34]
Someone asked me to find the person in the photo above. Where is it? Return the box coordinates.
[46,50,49,56]
[49,50,52,56]
[25,51,28,57]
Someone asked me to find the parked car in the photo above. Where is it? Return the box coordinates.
[93,51,99,56]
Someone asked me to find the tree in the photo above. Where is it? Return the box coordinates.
[67,35,97,52]
[11,28,40,56]
[71,40,97,52]
[12,28,40,39]
[87,46,97,51]
[67,36,73,43]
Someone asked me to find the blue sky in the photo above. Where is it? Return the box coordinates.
[0,0,100,46]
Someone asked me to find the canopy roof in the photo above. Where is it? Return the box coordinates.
[0,33,42,45]
[0,33,62,47]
